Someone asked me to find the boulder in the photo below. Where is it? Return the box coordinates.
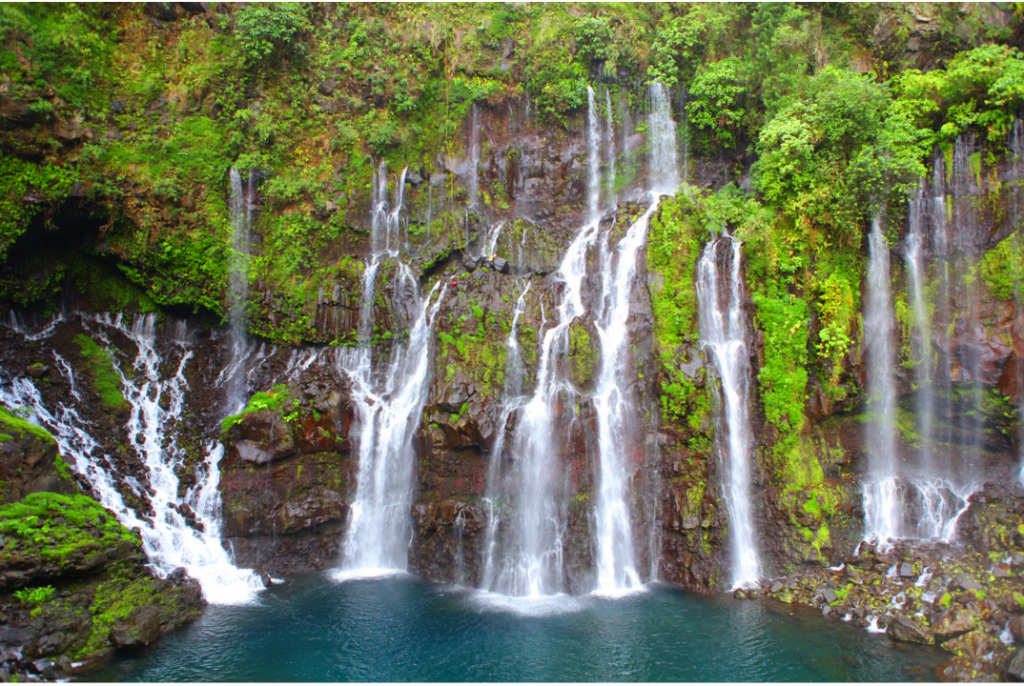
[942,630,994,660]
[822,588,839,604]
[1007,648,1024,681]
[898,562,915,578]
[932,608,978,641]
[952,574,982,591]
[937,658,1002,683]
[887,614,934,644]
[109,606,161,650]
[993,563,1014,579]
[1009,615,1024,643]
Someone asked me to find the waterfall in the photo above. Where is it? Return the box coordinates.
[1,313,264,604]
[335,272,447,576]
[371,161,407,258]
[696,232,761,588]
[226,168,253,414]
[483,90,606,595]
[591,202,658,594]
[586,86,602,221]
[904,184,935,475]
[1010,120,1024,485]
[335,163,447,576]
[863,214,903,545]
[604,89,616,211]
[469,104,481,210]
[647,83,680,195]
[481,281,531,591]
[591,84,679,592]
[486,218,600,595]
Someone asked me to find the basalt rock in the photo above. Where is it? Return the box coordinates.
[888,614,935,644]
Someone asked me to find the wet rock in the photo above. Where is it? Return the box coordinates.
[942,630,995,659]
[888,614,934,644]
[933,608,978,641]
[898,562,915,578]
[992,563,1014,579]
[25,363,49,379]
[937,657,1003,682]
[952,574,982,592]
[1009,615,1024,643]
[1007,648,1024,681]
[29,659,55,680]
[822,588,839,604]
[492,256,509,274]
[109,606,161,650]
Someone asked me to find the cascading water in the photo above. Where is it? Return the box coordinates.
[481,82,680,597]
[226,168,254,414]
[469,104,481,210]
[335,164,447,576]
[604,89,616,211]
[904,184,935,475]
[696,231,761,588]
[586,86,602,222]
[1,313,264,604]
[591,83,680,593]
[863,214,903,545]
[481,87,609,597]
[647,82,680,196]
[335,272,446,575]
[480,281,531,591]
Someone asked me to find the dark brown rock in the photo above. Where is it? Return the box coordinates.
[109,606,161,650]
[888,614,934,644]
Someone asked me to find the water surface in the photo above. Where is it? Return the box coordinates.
[88,574,944,682]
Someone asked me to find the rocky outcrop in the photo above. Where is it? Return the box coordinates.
[757,482,1024,681]
[219,376,356,576]
[0,419,203,681]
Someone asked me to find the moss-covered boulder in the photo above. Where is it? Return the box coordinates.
[0,425,203,680]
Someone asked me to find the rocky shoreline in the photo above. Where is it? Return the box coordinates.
[749,481,1024,682]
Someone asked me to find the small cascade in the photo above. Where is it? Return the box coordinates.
[591,201,659,594]
[480,221,504,261]
[903,184,935,474]
[586,86,602,221]
[226,168,254,414]
[335,162,447,576]
[468,104,481,210]
[336,271,447,575]
[863,214,902,545]
[647,83,680,195]
[696,232,761,587]
[480,281,531,591]
[2,314,263,604]
[1010,120,1024,484]
[486,218,601,595]
[371,161,407,258]
[604,89,616,211]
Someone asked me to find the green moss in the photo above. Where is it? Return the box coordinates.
[0,492,140,566]
[976,230,1023,301]
[73,334,128,411]
[221,383,291,434]
[0,406,56,444]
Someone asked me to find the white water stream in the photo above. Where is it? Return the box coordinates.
[696,231,761,588]
[1,313,263,604]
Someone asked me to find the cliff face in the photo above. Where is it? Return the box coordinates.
[0,2,1022,605]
